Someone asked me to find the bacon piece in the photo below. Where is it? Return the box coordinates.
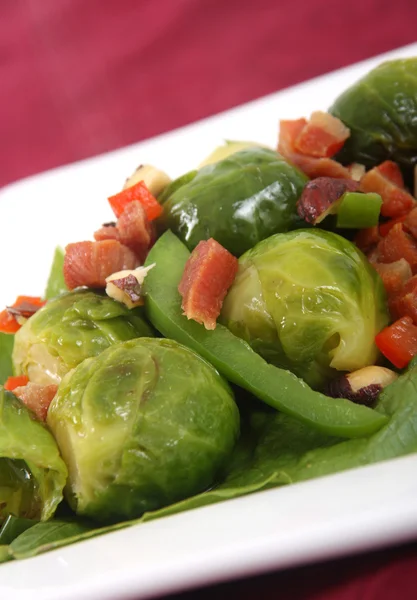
[360,166,415,218]
[355,226,381,253]
[376,160,404,188]
[404,207,417,240]
[278,118,352,180]
[64,240,138,290]
[389,275,417,324]
[178,238,238,330]
[13,383,58,421]
[297,177,359,224]
[294,111,350,158]
[94,224,120,242]
[373,259,412,297]
[377,223,417,274]
[117,200,155,263]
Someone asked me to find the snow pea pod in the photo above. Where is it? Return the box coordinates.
[144,231,388,439]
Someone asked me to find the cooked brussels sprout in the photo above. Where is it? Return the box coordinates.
[221,229,389,389]
[159,147,308,256]
[47,337,239,523]
[329,58,417,179]
[12,290,153,385]
[0,387,67,523]
[198,140,270,167]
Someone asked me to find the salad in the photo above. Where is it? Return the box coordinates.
[1,57,417,563]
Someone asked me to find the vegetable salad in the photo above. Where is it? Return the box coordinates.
[1,57,417,562]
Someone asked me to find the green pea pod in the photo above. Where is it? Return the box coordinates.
[144,231,388,439]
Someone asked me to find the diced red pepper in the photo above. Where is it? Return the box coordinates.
[4,375,29,391]
[360,166,415,218]
[108,181,163,221]
[0,296,46,334]
[0,310,20,333]
[375,316,417,369]
[294,111,350,158]
[178,238,238,330]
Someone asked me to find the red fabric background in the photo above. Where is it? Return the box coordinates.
[1,1,417,598]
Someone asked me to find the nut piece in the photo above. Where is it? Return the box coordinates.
[105,264,155,309]
[326,365,398,407]
[123,164,171,197]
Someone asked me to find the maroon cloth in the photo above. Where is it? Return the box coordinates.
[2,1,417,598]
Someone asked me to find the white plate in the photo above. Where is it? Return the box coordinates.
[1,43,417,600]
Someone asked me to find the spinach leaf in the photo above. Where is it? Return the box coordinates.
[44,247,68,300]
[0,516,37,545]
[0,333,13,385]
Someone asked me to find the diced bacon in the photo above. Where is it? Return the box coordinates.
[389,275,417,324]
[355,226,381,253]
[376,160,404,188]
[297,177,359,224]
[178,238,238,330]
[377,223,417,274]
[117,200,155,263]
[294,111,350,158]
[13,383,58,421]
[404,207,417,240]
[94,225,120,242]
[64,240,138,290]
[373,259,412,297]
[278,119,308,156]
[379,215,408,237]
[360,166,416,218]
[290,156,352,179]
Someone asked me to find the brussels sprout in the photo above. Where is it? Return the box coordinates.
[329,58,417,179]
[0,387,67,523]
[221,229,389,389]
[12,290,154,385]
[47,337,239,523]
[159,147,308,256]
[198,140,270,167]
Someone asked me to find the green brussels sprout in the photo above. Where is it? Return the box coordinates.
[0,387,67,523]
[329,58,417,179]
[221,229,389,389]
[12,290,153,385]
[159,147,308,256]
[47,337,239,523]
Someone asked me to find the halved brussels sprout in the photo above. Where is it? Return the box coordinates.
[47,337,240,523]
[13,290,153,385]
[159,147,308,256]
[329,58,417,179]
[0,387,67,523]
[221,229,389,389]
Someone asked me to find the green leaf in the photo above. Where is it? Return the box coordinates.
[0,545,10,563]
[44,247,68,300]
[0,333,14,385]
[9,519,95,559]
[0,515,37,545]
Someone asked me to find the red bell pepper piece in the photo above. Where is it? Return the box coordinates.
[375,316,417,369]
[108,181,163,221]
[4,375,29,391]
[0,296,46,334]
